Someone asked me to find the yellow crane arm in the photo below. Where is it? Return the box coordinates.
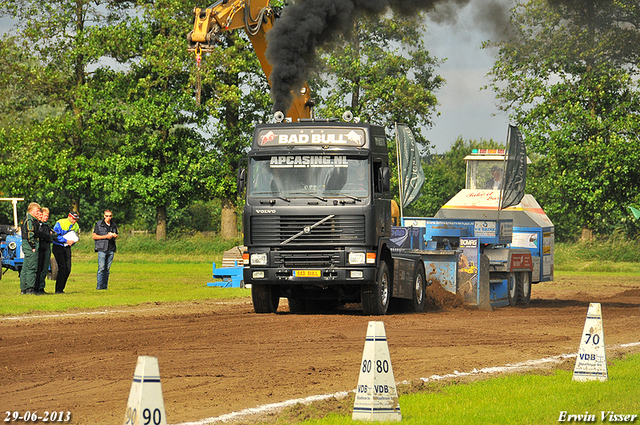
[188,0,312,121]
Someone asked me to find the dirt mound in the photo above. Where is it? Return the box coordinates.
[613,288,640,298]
[425,280,466,310]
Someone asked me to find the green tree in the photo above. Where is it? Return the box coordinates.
[92,0,208,240]
[0,0,141,213]
[308,12,444,220]
[196,31,273,239]
[312,12,443,146]
[485,0,640,240]
[1,0,227,238]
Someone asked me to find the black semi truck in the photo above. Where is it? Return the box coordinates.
[238,118,427,315]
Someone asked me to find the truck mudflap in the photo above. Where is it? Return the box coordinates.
[391,256,417,300]
[243,266,377,286]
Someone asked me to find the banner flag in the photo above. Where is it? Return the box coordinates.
[500,125,527,210]
[629,206,640,220]
[396,124,425,209]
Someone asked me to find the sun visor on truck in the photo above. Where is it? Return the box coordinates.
[257,128,366,147]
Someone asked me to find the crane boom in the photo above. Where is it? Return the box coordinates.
[188,0,312,121]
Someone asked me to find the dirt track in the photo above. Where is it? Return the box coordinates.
[2,275,640,425]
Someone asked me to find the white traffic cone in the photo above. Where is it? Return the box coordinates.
[123,356,168,425]
[573,303,608,382]
[352,321,401,421]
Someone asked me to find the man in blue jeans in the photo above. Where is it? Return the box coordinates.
[92,209,118,290]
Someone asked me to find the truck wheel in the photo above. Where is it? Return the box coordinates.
[396,263,426,313]
[507,272,518,306]
[287,297,306,313]
[252,284,280,313]
[517,272,532,306]
[361,260,390,315]
[411,263,426,312]
[47,255,58,281]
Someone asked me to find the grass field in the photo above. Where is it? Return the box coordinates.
[2,238,640,317]
[0,251,249,316]
[275,353,640,425]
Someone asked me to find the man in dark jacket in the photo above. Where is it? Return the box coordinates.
[36,207,55,294]
[20,202,41,294]
[92,209,118,290]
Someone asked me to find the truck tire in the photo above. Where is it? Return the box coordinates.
[252,284,280,313]
[397,263,426,313]
[517,271,532,306]
[287,297,306,313]
[507,272,518,306]
[361,260,390,315]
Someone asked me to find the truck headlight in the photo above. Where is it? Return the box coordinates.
[348,252,366,265]
[8,242,17,250]
[250,253,268,266]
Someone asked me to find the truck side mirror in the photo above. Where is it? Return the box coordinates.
[237,168,247,194]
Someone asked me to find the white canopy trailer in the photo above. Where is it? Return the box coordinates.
[400,148,554,309]
[0,198,25,230]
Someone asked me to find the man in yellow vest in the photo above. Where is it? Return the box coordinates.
[52,212,80,294]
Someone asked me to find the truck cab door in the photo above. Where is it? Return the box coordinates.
[373,158,391,238]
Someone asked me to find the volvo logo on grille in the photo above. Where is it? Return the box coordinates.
[303,226,311,234]
[256,209,277,214]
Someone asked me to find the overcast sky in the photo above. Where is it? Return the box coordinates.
[1,1,512,153]
[422,0,514,153]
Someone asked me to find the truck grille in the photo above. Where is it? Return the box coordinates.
[273,251,341,268]
[250,215,365,246]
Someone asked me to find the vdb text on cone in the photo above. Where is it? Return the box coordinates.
[353,321,402,422]
[573,302,608,382]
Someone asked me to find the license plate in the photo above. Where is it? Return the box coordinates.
[293,270,321,278]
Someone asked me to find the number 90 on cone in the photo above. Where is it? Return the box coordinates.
[123,356,168,425]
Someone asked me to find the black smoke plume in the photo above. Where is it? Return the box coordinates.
[265,0,509,115]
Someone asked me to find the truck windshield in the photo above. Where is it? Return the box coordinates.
[248,156,369,199]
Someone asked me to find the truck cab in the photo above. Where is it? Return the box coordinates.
[464,149,513,190]
[240,120,399,314]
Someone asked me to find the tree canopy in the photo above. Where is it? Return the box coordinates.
[485,0,640,239]
[0,0,222,238]
[3,0,639,241]
[312,11,443,146]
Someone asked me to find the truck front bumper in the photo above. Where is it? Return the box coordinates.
[244,267,377,286]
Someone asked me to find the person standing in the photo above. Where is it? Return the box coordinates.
[20,202,41,295]
[36,207,55,294]
[92,209,118,290]
[52,212,80,294]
